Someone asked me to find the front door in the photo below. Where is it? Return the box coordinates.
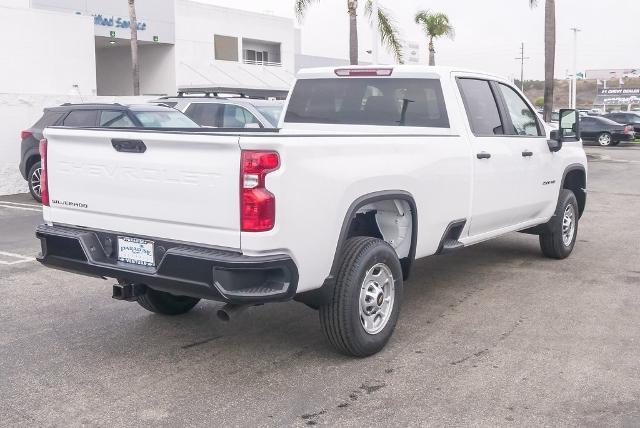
[494,82,561,221]
[456,77,533,237]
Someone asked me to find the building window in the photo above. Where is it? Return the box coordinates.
[242,38,281,66]
[214,35,239,62]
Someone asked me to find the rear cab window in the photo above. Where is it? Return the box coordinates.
[285,78,449,128]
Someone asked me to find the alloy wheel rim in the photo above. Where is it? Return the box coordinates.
[359,263,395,335]
[599,134,611,146]
[562,204,576,247]
[31,167,42,197]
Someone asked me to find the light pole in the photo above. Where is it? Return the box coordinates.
[515,42,530,92]
[570,27,581,109]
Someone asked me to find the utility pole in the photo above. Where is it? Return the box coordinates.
[371,0,379,64]
[515,42,530,92]
[570,27,581,109]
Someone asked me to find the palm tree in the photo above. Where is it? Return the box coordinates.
[529,0,555,123]
[295,0,403,65]
[128,0,140,95]
[414,10,454,66]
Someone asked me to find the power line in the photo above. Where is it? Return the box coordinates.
[515,42,530,91]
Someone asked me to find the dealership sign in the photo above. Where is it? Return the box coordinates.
[93,14,147,31]
[594,88,640,105]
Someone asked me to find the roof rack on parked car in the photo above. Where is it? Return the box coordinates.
[165,87,289,100]
[60,103,124,107]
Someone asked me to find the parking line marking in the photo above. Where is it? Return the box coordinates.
[0,203,41,213]
[0,201,41,208]
[0,251,35,265]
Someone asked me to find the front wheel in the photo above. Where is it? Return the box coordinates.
[597,132,613,146]
[319,237,403,357]
[539,189,579,259]
[137,287,200,315]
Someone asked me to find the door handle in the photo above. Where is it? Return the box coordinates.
[112,139,146,153]
[476,152,491,159]
[522,150,533,157]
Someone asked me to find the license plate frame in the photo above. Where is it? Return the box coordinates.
[117,236,155,267]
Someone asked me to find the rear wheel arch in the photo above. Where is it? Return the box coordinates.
[296,191,418,309]
[561,164,586,218]
[24,153,41,177]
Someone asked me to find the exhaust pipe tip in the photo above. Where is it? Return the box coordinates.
[216,304,248,322]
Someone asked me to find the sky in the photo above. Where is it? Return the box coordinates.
[197,0,639,81]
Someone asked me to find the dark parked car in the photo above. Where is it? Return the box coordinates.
[579,116,635,147]
[603,111,640,134]
[19,103,199,202]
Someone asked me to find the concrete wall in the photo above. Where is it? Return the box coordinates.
[0,5,97,96]
[96,44,176,95]
[0,93,152,196]
[31,0,176,43]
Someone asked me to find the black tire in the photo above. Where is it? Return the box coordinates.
[539,189,579,259]
[319,237,403,357]
[27,161,42,203]
[597,132,613,146]
[137,287,200,315]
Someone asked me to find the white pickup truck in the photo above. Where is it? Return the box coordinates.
[37,66,587,357]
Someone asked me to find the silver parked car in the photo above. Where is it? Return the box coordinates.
[151,89,286,129]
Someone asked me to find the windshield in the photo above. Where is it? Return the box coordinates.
[133,111,199,128]
[256,106,283,127]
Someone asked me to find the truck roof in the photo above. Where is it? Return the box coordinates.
[296,65,504,81]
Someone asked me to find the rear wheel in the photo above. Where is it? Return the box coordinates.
[319,237,403,357]
[27,161,42,203]
[539,189,579,259]
[597,132,613,146]
[137,288,200,315]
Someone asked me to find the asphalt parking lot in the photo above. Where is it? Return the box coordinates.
[1,146,639,427]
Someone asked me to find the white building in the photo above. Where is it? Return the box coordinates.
[0,0,297,96]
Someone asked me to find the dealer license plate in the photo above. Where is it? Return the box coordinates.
[117,236,155,267]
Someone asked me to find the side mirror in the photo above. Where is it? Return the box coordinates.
[548,129,562,152]
[559,109,581,142]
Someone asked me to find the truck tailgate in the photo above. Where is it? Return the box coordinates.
[42,128,241,249]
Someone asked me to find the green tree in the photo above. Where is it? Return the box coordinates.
[414,10,454,66]
[534,96,544,107]
[295,0,403,65]
[529,0,555,122]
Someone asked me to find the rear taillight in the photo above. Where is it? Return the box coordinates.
[624,125,634,134]
[39,138,49,206]
[21,130,33,140]
[240,150,279,232]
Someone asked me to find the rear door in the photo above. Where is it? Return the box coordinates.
[43,128,242,249]
[457,77,532,236]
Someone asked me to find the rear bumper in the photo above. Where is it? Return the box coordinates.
[36,224,298,304]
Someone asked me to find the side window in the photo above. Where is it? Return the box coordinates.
[497,84,542,136]
[184,103,224,127]
[63,110,98,127]
[457,78,503,136]
[222,105,261,128]
[99,111,135,128]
